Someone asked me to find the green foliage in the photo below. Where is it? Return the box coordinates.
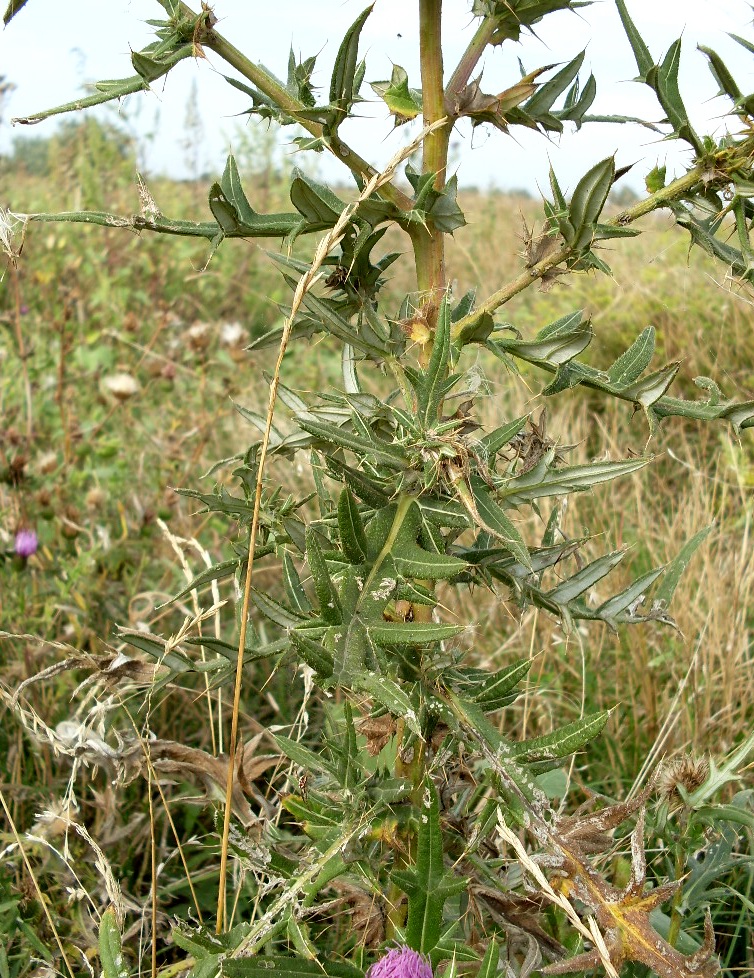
[3,1,754,976]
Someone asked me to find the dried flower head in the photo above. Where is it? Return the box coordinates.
[367,947,433,978]
[14,528,38,558]
[656,754,710,803]
[102,372,140,401]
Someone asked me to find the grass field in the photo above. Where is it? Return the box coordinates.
[1,129,753,973]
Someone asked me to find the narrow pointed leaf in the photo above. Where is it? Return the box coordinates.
[99,908,128,978]
[329,4,373,112]
[607,326,656,386]
[367,621,464,646]
[306,527,342,624]
[525,51,585,117]
[337,487,368,564]
[615,0,655,80]
[546,550,626,604]
[509,710,609,761]
[250,588,307,629]
[652,524,712,610]
[472,486,531,570]
[569,157,615,249]
[358,673,420,734]
[596,566,665,620]
[275,734,339,779]
[420,296,452,423]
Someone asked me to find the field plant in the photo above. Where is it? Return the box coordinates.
[2,1,754,977]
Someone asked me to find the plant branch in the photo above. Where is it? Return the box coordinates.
[166,2,415,212]
[444,16,497,106]
[451,165,707,340]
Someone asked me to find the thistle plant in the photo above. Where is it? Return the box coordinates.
[4,1,754,976]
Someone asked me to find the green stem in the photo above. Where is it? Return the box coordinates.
[451,165,707,339]
[413,0,448,357]
[444,16,497,106]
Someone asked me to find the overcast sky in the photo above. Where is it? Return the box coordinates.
[1,0,752,195]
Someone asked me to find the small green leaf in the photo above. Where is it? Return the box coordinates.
[289,170,346,225]
[371,65,423,122]
[569,156,615,250]
[298,416,408,469]
[479,416,529,457]
[392,779,467,953]
[337,487,368,564]
[546,550,626,604]
[596,566,664,621]
[282,551,312,613]
[275,734,339,779]
[525,50,585,118]
[357,673,421,733]
[306,527,342,624]
[622,361,681,407]
[420,296,452,424]
[290,629,335,678]
[510,710,609,761]
[3,0,30,25]
[222,958,362,978]
[250,588,307,629]
[652,524,712,611]
[165,558,239,607]
[607,326,656,387]
[477,939,500,978]
[99,907,128,978]
[329,4,373,121]
[392,544,468,581]
[471,486,531,570]
[367,621,465,646]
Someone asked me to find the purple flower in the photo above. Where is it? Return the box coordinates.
[367,947,433,978]
[14,529,38,558]
[19,304,29,316]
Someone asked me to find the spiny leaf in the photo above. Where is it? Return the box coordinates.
[392,780,467,953]
[329,4,373,118]
[357,673,421,734]
[420,296,452,424]
[471,485,532,570]
[651,524,712,611]
[306,526,342,624]
[546,550,626,604]
[509,710,609,762]
[367,621,465,646]
[222,957,363,978]
[615,0,654,80]
[275,734,339,779]
[337,487,368,564]
[298,416,408,469]
[607,326,655,387]
[2,0,29,24]
[371,65,423,123]
[525,50,585,118]
[569,156,615,250]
